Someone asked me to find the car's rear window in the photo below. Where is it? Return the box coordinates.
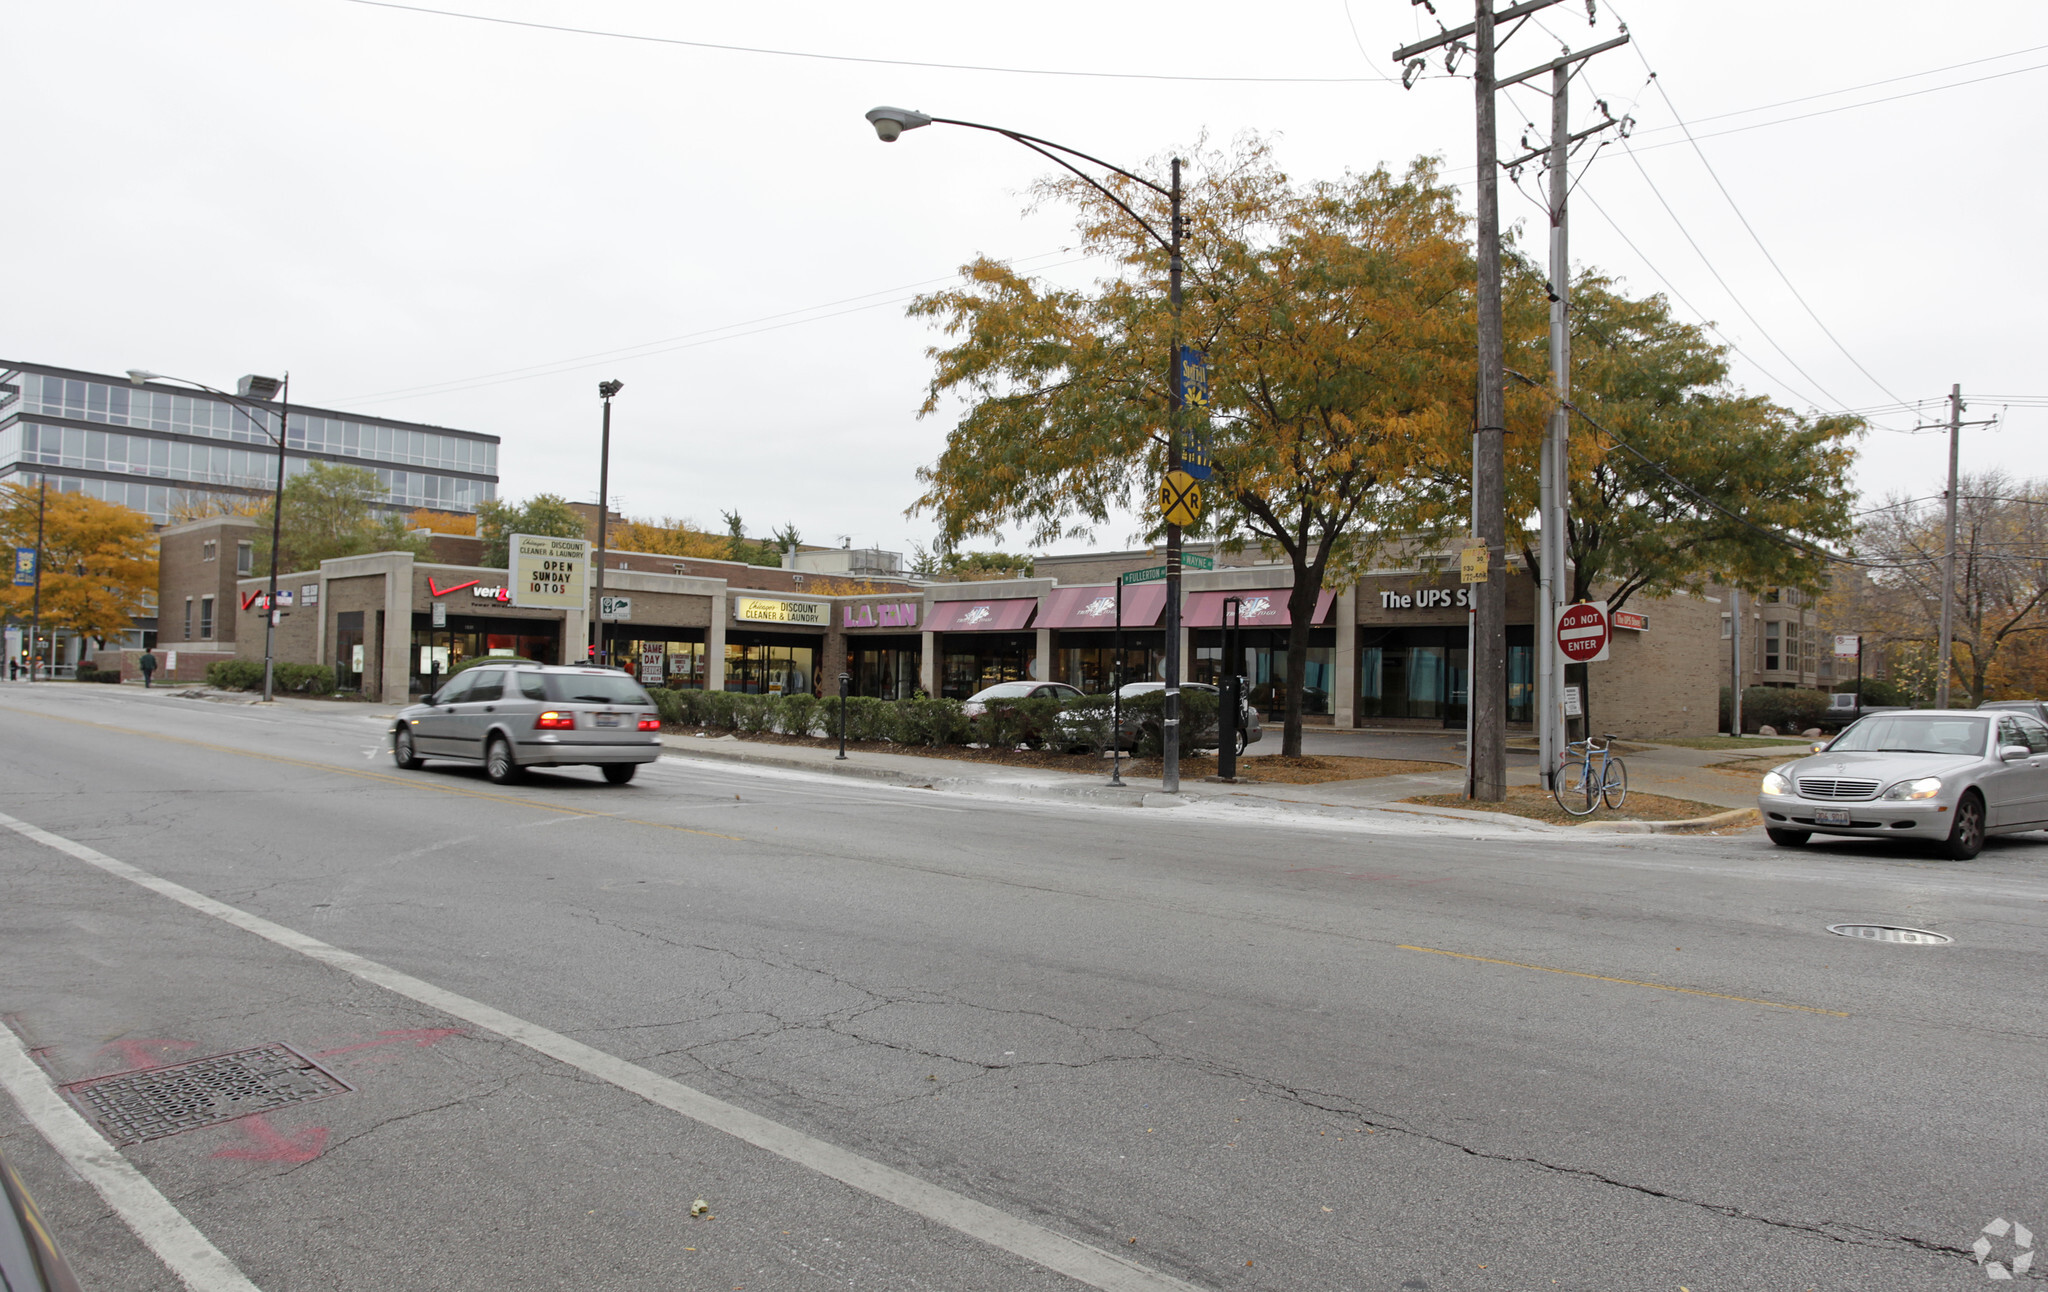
[547,673,653,706]
[970,683,1037,701]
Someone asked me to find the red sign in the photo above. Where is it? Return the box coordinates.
[1557,602,1610,663]
[1611,610,1648,632]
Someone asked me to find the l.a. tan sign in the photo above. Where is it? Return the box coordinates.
[734,597,828,626]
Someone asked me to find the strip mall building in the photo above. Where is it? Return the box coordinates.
[153,517,1724,736]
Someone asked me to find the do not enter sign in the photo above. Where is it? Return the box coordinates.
[1558,601,1611,664]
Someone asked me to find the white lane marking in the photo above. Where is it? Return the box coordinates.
[0,811,1200,1292]
[0,1026,263,1292]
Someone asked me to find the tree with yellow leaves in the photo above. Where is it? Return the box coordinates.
[910,140,1482,752]
[0,482,159,647]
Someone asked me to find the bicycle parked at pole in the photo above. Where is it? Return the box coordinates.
[1553,732,1627,816]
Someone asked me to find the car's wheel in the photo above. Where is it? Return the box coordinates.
[601,763,637,785]
[1765,827,1810,847]
[1235,726,1249,757]
[392,727,422,770]
[1938,791,1985,860]
[484,735,522,785]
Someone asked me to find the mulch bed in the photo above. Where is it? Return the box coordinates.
[671,730,1452,785]
[1402,785,1737,827]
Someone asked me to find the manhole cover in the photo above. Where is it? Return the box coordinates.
[65,1044,352,1145]
[1827,924,1952,945]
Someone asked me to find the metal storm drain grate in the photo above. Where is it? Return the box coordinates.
[1827,924,1953,945]
[65,1044,352,1145]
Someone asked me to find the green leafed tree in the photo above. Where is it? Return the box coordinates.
[1508,269,1861,610]
[908,138,1481,753]
[475,493,587,568]
[255,462,430,573]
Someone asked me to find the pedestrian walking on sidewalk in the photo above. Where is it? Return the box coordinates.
[139,648,158,688]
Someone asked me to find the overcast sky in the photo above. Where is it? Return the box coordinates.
[12,1,2044,559]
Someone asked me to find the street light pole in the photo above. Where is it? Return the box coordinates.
[28,475,45,681]
[595,380,623,667]
[865,106,1190,790]
[127,370,289,700]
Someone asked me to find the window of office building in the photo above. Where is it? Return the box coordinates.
[183,598,192,639]
[199,596,214,640]
[202,540,217,562]
[236,541,253,576]
[1764,621,1781,671]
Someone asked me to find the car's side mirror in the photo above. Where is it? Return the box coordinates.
[2000,744,2032,761]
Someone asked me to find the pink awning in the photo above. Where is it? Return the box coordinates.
[928,597,1038,632]
[1184,588,1334,628]
[1039,583,1168,630]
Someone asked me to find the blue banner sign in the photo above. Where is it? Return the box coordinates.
[1178,346,1213,480]
[12,548,35,587]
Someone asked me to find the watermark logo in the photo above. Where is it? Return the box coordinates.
[1974,1218,2034,1280]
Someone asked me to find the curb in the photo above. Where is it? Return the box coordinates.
[1577,806,1760,834]
[657,737,1181,809]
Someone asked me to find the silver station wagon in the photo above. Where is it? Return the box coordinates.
[1757,708,2048,859]
[392,663,662,785]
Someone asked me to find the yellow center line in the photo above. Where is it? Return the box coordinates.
[1397,943,1849,1017]
[0,705,743,841]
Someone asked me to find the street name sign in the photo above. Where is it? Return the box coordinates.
[1557,601,1611,664]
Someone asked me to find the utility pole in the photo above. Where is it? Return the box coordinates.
[29,476,45,682]
[1162,158,1185,794]
[1914,384,1995,708]
[1728,587,1742,736]
[1935,383,1961,709]
[1395,0,1625,800]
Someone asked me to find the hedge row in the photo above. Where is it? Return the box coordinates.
[204,659,337,694]
[651,687,1222,756]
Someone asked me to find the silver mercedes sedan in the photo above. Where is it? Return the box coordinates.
[1757,708,2048,858]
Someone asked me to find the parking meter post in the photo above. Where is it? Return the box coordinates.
[1217,596,1242,780]
[837,672,851,760]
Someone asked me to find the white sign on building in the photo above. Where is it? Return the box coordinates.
[510,533,589,610]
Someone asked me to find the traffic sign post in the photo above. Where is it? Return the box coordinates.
[1557,601,1610,664]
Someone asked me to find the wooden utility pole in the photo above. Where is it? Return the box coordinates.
[1935,382,1961,709]
[1467,4,1507,799]
[1395,1,1626,800]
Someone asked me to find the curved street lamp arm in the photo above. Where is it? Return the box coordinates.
[136,375,289,447]
[928,116,1175,255]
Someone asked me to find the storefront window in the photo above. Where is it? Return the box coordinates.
[1192,628,1334,717]
[726,640,816,695]
[1061,636,1161,694]
[940,632,1034,699]
[851,637,921,699]
[1360,626,1533,725]
[614,637,708,689]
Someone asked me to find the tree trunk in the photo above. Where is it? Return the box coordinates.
[1282,580,1318,757]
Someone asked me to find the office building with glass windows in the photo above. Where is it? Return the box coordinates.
[0,360,498,523]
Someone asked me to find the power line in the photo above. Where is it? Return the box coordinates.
[1606,12,1913,408]
[339,0,1398,83]
[1629,41,2048,133]
[1574,187,1839,415]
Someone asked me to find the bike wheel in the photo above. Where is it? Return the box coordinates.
[1553,757,1599,816]
[1601,757,1628,809]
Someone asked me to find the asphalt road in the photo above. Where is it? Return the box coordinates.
[2,682,2044,1291]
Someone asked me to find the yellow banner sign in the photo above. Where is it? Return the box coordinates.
[734,597,828,626]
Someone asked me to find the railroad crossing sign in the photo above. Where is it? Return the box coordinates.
[1557,600,1611,664]
[1159,470,1203,527]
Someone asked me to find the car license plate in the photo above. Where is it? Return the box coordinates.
[594,713,621,728]
[1814,808,1851,826]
